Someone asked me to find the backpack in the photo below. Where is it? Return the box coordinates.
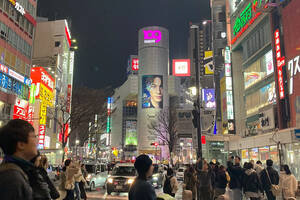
[163,175,173,195]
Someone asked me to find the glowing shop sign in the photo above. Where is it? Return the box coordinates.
[132,58,139,71]
[274,29,285,99]
[9,0,25,15]
[143,30,162,43]
[288,55,300,95]
[231,0,268,44]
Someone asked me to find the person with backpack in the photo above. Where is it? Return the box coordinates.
[214,165,229,198]
[260,159,280,200]
[163,168,178,197]
[0,119,39,200]
[242,162,264,200]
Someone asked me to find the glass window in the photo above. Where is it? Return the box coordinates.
[259,146,270,164]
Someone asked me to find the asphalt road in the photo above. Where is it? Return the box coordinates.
[86,181,183,200]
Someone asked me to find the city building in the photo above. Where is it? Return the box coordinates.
[0,0,37,126]
[32,18,75,164]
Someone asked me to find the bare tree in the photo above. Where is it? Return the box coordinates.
[148,108,177,165]
[49,87,108,162]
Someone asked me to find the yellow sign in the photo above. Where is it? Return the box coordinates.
[204,51,214,75]
[113,149,119,157]
[39,84,54,125]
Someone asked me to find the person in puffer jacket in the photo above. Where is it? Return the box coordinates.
[279,165,298,200]
[242,162,264,200]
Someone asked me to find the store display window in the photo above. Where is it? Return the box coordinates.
[249,148,258,162]
[284,143,300,181]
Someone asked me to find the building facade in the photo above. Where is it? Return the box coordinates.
[0,0,36,126]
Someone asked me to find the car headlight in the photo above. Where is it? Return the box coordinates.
[153,176,158,181]
[127,179,134,184]
[108,178,113,184]
[86,174,92,181]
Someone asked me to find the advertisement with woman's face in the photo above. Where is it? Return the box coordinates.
[142,75,163,109]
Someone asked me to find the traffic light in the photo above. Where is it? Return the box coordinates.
[192,109,199,128]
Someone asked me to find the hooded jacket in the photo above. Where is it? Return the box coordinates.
[242,169,263,195]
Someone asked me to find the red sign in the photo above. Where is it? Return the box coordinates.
[38,125,46,148]
[201,136,206,144]
[66,85,72,113]
[31,67,55,92]
[173,59,191,76]
[13,98,28,120]
[0,64,8,74]
[131,58,139,71]
[274,29,285,99]
[59,123,69,143]
[65,26,72,47]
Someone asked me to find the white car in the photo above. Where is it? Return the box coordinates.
[106,163,137,195]
[176,167,185,181]
[85,163,108,191]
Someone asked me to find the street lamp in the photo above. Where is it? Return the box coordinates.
[75,140,80,159]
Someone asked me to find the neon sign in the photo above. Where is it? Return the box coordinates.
[274,29,285,99]
[132,58,139,71]
[231,0,270,44]
[288,55,300,95]
[143,30,162,43]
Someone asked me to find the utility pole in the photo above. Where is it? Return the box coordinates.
[191,23,203,200]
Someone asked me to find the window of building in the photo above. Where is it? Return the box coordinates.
[4,0,9,13]
[0,0,4,9]
[0,22,8,40]
[55,41,61,47]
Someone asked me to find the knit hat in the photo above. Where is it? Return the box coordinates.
[134,154,153,176]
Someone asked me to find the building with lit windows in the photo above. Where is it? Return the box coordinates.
[0,0,37,126]
[32,18,75,164]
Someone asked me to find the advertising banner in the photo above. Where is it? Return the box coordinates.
[202,89,216,109]
[204,51,214,75]
[131,58,139,71]
[13,98,29,120]
[125,120,138,146]
[31,67,55,93]
[38,125,46,149]
[172,59,191,76]
[66,85,72,113]
[142,75,163,109]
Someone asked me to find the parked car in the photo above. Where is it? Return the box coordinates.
[85,163,108,191]
[106,163,136,195]
[149,164,164,188]
[176,167,185,181]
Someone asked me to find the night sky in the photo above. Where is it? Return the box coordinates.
[37,0,210,89]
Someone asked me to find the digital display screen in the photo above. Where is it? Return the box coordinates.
[142,75,163,109]
[202,89,216,109]
[125,120,137,146]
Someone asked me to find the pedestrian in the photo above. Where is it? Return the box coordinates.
[163,168,178,197]
[128,154,156,200]
[242,162,264,200]
[260,159,280,200]
[74,161,83,200]
[59,159,78,200]
[214,165,229,198]
[0,119,38,200]
[79,164,87,200]
[279,165,298,200]
[37,155,60,200]
[198,159,213,200]
[30,153,51,200]
[227,156,243,200]
[255,161,264,177]
[184,165,197,200]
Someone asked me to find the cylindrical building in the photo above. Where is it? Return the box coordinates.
[137,26,169,159]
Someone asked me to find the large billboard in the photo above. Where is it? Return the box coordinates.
[142,75,163,109]
[202,89,216,109]
[172,59,190,76]
[125,120,137,146]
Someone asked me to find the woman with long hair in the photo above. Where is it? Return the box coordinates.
[279,165,298,200]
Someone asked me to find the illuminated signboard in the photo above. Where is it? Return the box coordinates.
[274,29,285,99]
[132,58,139,71]
[231,0,270,44]
[38,125,46,149]
[202,89,216,109]
[13,98,28,120]
[288,55,300,95]
[27,106,34,125]
[66,85,72,113]
[8,0,36,26]
[31,67,55,93]
[125,120,137,146]
[172,59,191,76]
[143,30,162,43]
[204,51,214,75]
[107,97,113,133]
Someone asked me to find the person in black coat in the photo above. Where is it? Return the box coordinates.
[242,162,264,200]
[227,156,243,200]
[214,165,229,198]
[260,159,279,200]
[129,154,156,200]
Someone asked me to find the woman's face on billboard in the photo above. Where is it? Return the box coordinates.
[149,77,163,107]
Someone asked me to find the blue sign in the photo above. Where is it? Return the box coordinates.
[295,129,300,140]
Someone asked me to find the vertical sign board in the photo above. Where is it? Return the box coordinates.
[295,129,300,140]
[132,58,139,71]
[274,29,285,99]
